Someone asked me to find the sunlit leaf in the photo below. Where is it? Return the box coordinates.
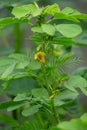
[55,24,82,38]
[0,17,28,28]
[54,13,80,23]
[43,3,60,15]
[80,113,87,124]
[12,4,37,18]
[62,7,81,15]
[42,24,55,36]
[31,26,43,33]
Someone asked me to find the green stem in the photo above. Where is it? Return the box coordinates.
[13,23,22,53]
[41,35,60,125]
[51,99,60,124]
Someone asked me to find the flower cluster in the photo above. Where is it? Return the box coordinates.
[34,51,46,63]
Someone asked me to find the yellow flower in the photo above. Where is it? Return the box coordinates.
[50,90,60,99]
[34,51,46,63]
[50,94,55,99]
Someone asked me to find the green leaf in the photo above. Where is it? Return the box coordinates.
[65,75,87,95]
[42,24,55,36]
[53,37,74,45]
[0,53,30,80]
[54,13,80,23]
[31,88,49,99]
[72,67,87,79]
[0,101,24,110]
[12,4,37,18]
[57,114,87,130]
[54,90,78,107]
[73,22,87,45]
[62,7,81,15]
[13,93,30,101]
[0,58,14,75]
[53,37,87,46]
[58,121,77,130]
[28,61,41,70]
[7,101,25,111]
[16,61,29,69]
[79,87,87,96]
[44,3,60,15]
[68,75,87,88]
[62,7,87,20]
[22,104,41,117]
[31,26,43,33]
[29,35,42,42]
[0,17,28,28]
[75,14,87,19]
[71,119,87,130]
[8,53,29,69]
[8,53,28,62]
[80,113,87,124]
[58,90,78,100]
[1,63,16,79]
[0,101,13,110]
[54,7,87,23]
[64,100,82,115]
[55,24,82,38]
[32,8,43,17]
[5,78,37,96]
[6,71,29,80]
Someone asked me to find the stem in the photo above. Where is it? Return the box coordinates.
[13,23,22,53]
[34,2,39,8]
[41,34,60,125]
[53,107,60,124]
[51,99,60,124]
